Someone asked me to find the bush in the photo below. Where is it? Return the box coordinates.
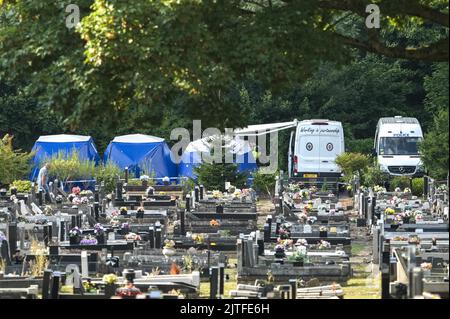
[0,134,33,185]
[194,162,248,192]
[390,176,411,191]
[412,178,424,196]
[94,163,124,193]
[253,170,277,196]
[363,164,389,187]
[10,180,33,193]
[335,152,370,182]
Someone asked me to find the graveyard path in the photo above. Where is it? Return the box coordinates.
[342,206,381,299]
[256,199,276,229]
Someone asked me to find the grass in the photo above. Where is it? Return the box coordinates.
[199,258,238,299]
[351,243,367,256]
[343,275,381,299]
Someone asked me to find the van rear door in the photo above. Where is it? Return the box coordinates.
[296,128,321,175]
[318,131,342,173]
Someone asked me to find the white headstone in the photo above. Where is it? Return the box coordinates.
[81,250,88,278]
[303,224,312,233]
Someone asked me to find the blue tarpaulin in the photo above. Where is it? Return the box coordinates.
[178,135,258,184]
[30,134,100,181]
[103,134,177,180]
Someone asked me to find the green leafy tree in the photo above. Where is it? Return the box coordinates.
[335,152,370,182]
[0,134,33,185]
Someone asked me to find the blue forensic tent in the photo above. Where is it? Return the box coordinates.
[103,134,177,180]
[178,135,258,181]
[30,134,100,181]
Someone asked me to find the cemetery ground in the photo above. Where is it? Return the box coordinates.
[199,198,381,299]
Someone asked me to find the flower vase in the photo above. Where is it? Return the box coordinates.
[274,248,285,259]
[162,247,176,258]
[69,236,80,245]
[104,283,117,298]
[136,211,144,219]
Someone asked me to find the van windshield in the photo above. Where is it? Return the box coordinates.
[379,137,421,155]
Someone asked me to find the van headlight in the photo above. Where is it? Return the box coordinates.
[417,164,425,172]
[379,164,389,172]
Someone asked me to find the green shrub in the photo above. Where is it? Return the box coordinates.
[194,162,248,192]
[9,180,33,193]
[335,152,370,183]
[412,178,424,196]
[94,163,124,193]
[390,176,411,191]
[252,170,277,196]
[0,134,33,185]
[363,164,389,187]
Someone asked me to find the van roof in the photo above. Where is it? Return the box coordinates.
[299,119,342,126]
[379,117,420,125]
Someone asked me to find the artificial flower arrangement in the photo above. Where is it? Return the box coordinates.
[69,227,82,238]
[80,236,98,245]
[80,197,89,204]
[277,238,294,249]
[415,213,424,222]
[43,205,54,216]
[374,185,387,193]
[346,185,352,192]
[437,184,448,192]
[210,219,220,227]
[318,240,331,250]
[308,186,318,194]
[420,262,432,271]
[55,195,64,204]
[287,250,308,264]
[94,223,105,236]
[120,222,130,233]
[72,197,81,205]
[241,188,251,197]
[82,279,97,293]
[393,213,404,224]
[408,235,421,245]
[403,187,411,194]
[80,190,93,197]
[385,207,396,215]
[164,239,176,249]
[192,233,205,244]
[392,236,409,241]
[394,187,402,193]
[71,186,81,195]
[140,175,150,181]
[125,232,142,241]
[274,243,286,258]
[212,190,223,199]
[120,206,128,215]
[298,212,308,223]
[278,228,291,240]
[233,189,242,198]
[103,274,118,285]
[295,239,308,247]
[287,183,301,193]
[319,226,328,232]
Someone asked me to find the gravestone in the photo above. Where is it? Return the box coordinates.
[81,251,89,278]
[8,223,17,258]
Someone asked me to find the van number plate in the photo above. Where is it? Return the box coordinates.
[303,174,318,178]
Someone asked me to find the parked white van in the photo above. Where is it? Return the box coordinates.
[374,116,425,176]
[235,119,345,179]
[291,119,345,179]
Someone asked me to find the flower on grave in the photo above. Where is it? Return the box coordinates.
[82,279,97,292]
[164,239,176,249]
[69,227,82,238]
[299,212,308,222]
[385,208,396,215]
[210,219,220,227]
[292,192,302,200]
[103,274,118,285]
[295,239,308,247]
[72,197,81,205]
[346,185,352,191]
[111,210,119,217]
[309,186,318,194]
[374,185,387,193]
[275,244,285,252]
[106,194,113,200]
[55,195,64,204]
[125,232,141,241]
[394,187,402,193]
[403,187,411,194]
[43,205,53,216]
[137,206,145,213]
[393,236,409,241]
[212,190,223,198]
[408,235,421,245]
[120,222,130,230]
[319,226,327,232]
[437,184,448,192]
[394,214,403,224]
[192,233,205,244]
[80,236,98,245]
[318,240,331,250]
[110,217,120,227]
[420,262,432,271]
[140,175,150,182]
[80,190,93,197]
[80,196,89,204]
[241,189,251,197]
[94,223,105,236]
[120,207,128,214]
[415,213,424,222]
[71,187,81,195]
[0,231,6,242]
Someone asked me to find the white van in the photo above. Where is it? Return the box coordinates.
[374,116,424,176]
[290,120,345,179]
